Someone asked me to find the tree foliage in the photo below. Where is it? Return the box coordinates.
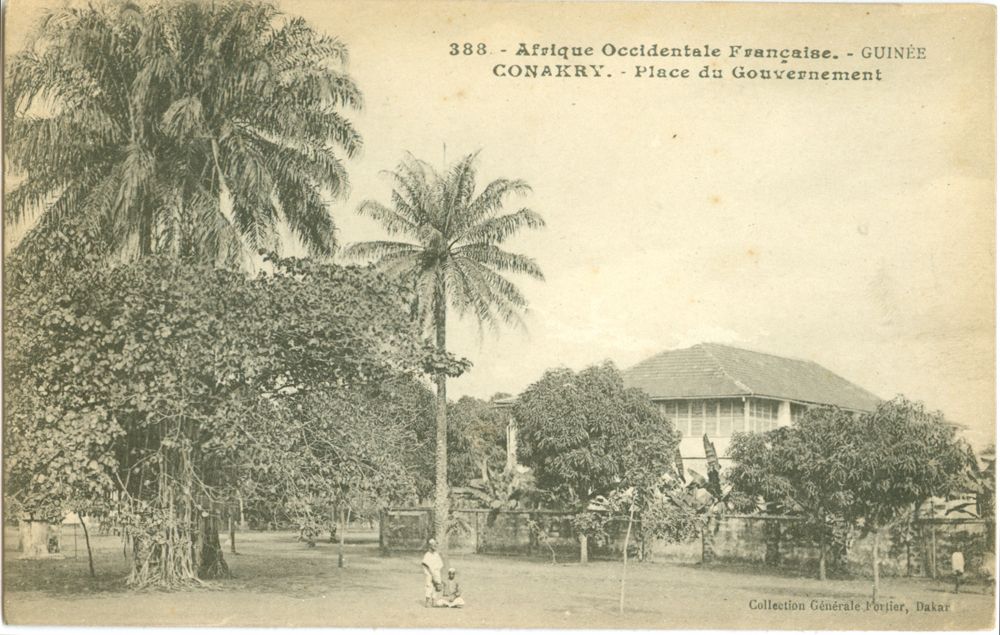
[5,0,361,265]
[728,408,861,576]
[239,380,426,544]
[836,398,974,531]
[728,410,857,511]
[4,255,421,585]
[514,362,680,510]
[726,398,974,587]
[974,444,996,552]
[447,396,509,484]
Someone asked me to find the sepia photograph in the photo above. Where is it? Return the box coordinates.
[1,0,996,630]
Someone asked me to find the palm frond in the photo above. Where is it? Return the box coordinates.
[276,179,337,257]
[455,208,546,248]
[448,256,527,332]
[342,240,422,263]
[456,243,545,281]
[356,200,420,236]
[366,249,425,281]
[459,258,530,311]
[6,0,362,268]
[354,151,545,335]
[442,256,496,327]
[455,178,531,233]
[440,151,480,236]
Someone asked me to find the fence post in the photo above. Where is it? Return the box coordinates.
[472,511,480,553]
[525,513,533,556]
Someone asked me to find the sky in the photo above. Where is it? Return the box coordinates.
[4,0,997,450]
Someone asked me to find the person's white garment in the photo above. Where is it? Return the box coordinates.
[421,550,444,600]
[435,577,465,608]
[952,551,965,574]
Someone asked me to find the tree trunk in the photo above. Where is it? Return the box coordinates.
[229,513,237,555]
[18,520,60,559]
[619,507,636,617]
[195,514,231,579]
[700,525,706,563]
[871,532,880,602]
[338,507,350,568]
[579,533,588,564]
[330,504,338,544]
[433,282,450,551]
[905,540,911,577]
[930,525,937,579]
[79,514,95,577]
[472,511,480,554]
[819,533,827,581]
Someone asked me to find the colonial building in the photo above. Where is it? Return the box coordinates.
[622,343,882,471]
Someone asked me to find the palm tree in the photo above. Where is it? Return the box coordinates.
[344,152,545,548]
[5,0,361,267]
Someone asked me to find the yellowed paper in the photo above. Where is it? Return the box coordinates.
[3,0,996,630]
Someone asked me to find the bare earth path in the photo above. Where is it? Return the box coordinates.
[3,530,995,629]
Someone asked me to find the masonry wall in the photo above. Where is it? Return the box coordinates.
[380,509,991,580]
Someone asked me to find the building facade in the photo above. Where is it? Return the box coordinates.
[622,343,883,472]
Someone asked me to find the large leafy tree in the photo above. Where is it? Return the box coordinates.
[4,254,422,586]
[5,0,361,265]
[837,398,974,600]
[344,152,545,548]
[726,398,974,597]
[727,409,859,579]
[514,362,681,563]
[240,381,425,555]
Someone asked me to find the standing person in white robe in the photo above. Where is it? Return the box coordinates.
[952,550,965,593]
[421,538,444,607]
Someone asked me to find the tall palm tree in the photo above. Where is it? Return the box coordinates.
[5,0,361,267]
[345,152,545,548]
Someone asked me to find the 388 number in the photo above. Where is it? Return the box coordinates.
[450,43,487,55]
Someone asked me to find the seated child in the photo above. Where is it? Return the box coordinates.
[435,567,465,608]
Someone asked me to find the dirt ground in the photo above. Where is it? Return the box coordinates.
[3,528,996,629]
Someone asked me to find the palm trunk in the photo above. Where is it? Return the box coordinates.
[579,533,588,565]
[433,282,450,551]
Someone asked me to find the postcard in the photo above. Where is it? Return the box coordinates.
[2,0,996,630]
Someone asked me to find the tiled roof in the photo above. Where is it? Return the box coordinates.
[623,343,882,412]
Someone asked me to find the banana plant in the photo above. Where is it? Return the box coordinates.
[662,435,739,562]
[451,465,539,525]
